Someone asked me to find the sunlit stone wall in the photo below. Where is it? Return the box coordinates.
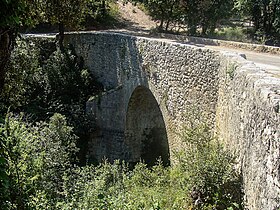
[64,32,280,210]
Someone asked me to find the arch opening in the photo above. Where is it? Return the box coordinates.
[124,86,170,166]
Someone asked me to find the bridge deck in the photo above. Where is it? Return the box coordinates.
[25,31,280,78]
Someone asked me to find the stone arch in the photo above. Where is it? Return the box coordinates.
[124,86,170,166]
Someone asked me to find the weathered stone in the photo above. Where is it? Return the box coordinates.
[64,32,280,210]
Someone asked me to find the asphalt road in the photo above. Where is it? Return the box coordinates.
[204,45,280,76]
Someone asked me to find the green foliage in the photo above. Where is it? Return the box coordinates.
[1,38,44,110]
[234,0,280,44]
[0,112,78,209]
[177,123,243,209]
[214,27,249,42]
[38,0,93,43]
[83,0,122,29]
[54,120,243,209]
[54,160,186,209]
[144,0,182,31]
[86,0,110,19]
[140,0,234,34]
[172,106,243,209]
[1,37,102,118]
[0,0,41,29]
[43,0,87,27]
[0,37,103,165]
[0,109,243,209]
[227,62,238,80]
[181,0,234,35]
[0,0,42,92]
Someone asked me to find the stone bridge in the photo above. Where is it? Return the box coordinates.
[64,32,280,210]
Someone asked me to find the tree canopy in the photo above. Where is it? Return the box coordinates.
[40,0,88,47]
[142,0,279,41]
[235,0,280,40]
[0,0,90,91]
[0,0,42,91]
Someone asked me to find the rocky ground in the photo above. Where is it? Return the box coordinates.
[117,1,157,32]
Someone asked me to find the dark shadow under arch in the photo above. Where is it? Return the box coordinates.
[125,86,170,166]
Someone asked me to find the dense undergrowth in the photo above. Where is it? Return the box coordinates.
[0,113,243,209]
[0,37,103,165]
[0,39,243,209]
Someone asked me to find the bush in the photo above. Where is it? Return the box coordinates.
[176,122,243,209]
[0,111,243,209]
[213,27,249,42]
[0,113,79,209]
[48,122,243,210]
[0,37,103,165]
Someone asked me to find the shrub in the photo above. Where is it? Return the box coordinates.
[0,37,103,165]
[0,113,79,209]
[213,27,249,42]
[51,121,243,210]
[176,121,243,209]
[0,111,243,209]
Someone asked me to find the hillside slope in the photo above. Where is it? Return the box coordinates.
[116,1,157,32]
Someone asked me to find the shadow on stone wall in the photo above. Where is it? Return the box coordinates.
[124,86,170,166]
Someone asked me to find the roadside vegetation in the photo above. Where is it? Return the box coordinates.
[0,108,243,210]
[136,0,280,45]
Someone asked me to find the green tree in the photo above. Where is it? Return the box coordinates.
[200,0,234,35]
[235,0,280,42]
[0,38,103,165]
[180,0,200,35]
[181,0,234,35]
[144,0,181,31]
[41,0,88,48]
[0,0,41,92]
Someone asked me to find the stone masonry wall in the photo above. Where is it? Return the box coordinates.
[64,32,221,162]
[216,53,280,210]
[64,32,280,209]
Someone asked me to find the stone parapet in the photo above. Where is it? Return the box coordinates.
[216,52,280,210]
[155,32,280,55]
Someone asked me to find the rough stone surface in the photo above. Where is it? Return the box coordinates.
[64,32,220,162]
[64,32,280,210]
[216,53,280,210]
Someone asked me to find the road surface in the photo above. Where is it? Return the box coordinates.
[205,45,280,76]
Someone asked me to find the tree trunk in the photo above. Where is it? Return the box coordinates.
[188,18,197,35]
[263,2,268,36]
[165,3,175,31]
[252,3,261,33]
[158,7,165,32]
[267,3,277,36]
[159,18,164,32]
[0,29,11,92]
[58,23,65,51]
[165,19,171,31]
[201,22,208,35]
[101,0,106,17]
